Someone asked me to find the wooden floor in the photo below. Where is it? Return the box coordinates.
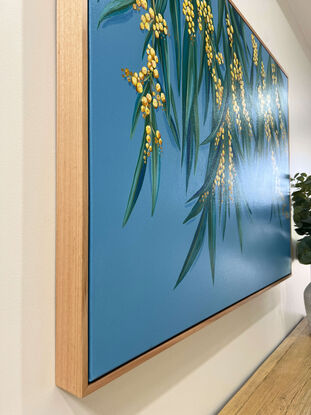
[219,318,311,415]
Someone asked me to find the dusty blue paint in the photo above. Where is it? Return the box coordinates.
[88,0,291,381]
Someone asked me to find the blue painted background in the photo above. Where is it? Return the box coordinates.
[88,0,291,381]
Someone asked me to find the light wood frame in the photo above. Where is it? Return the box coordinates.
[56,0,291,398]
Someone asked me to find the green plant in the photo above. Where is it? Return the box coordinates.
[292,173,311,264]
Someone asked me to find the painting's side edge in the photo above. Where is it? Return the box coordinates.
[55,0,89,398]
[85,274,291,396]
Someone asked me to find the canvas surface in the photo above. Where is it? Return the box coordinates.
[88,0,290,382]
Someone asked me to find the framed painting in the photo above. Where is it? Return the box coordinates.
[56,0,291,397]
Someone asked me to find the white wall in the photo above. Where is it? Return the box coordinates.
[1,0,311,414]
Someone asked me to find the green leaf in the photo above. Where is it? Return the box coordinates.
[181,25,190,162]
[216,0,225,46]
[123,128,147,226]
[234,194,243,251]
[200,77,229,145]
[185,41,196,138]
[156,0,168,14]
[186,122,193,190]
[203,63,211,124]
[193,93,200,171]
[98,0,135,27]
[168,115,180,149]
[158,37,171,118]
[169,0,181,90]
[175,207,208,287]
[170,85,180,145]
[198,21,207,90]
[297,236,311,265]
[183,199,204,223]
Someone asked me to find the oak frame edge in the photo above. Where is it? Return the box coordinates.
[56,0,89,398]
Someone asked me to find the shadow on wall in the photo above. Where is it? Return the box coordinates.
[277,0,311,64]
[63,290,281,415]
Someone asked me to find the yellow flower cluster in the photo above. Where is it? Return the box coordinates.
[215,124,225,147]
[230,56,241,131]
[230,53,251,135]
[226,14,234,48]
[122,45,165,121]
[264,94,274,142]
[271,63,286,140]
[132,0,147,11]
[153,13,168,38]
[200,190,209,203]
[225,109,231,128]
[143,125,163,163]
[197,1,214,32]
[271,63,277,85]
[257,85,265,113]
[122,67,146,93]
[261,61,266,89]
[141,83,166,116]
[211,68,223,108]
[205,32,213,67]
[213,128,235,198]
[214,141,226,190]
[182,0,195,36]
[251,34,258,66]
[146,44,159,77]
[140,9,153,31]
[140,9,168,38]
[215,52,224,65]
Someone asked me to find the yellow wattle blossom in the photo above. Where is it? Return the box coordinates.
[230,53,252,136]
[200,4,223,108]
[215,124,225,147]
[214,141,226,191]
[205,31,213,67]
[143,128,163,164]
[272,63,286,140]
[197,1,214,33]
[215,52,224,65]
[258,61,278,143]
[200,190,209,203]
[271,63,277,85]
[251,34,258,66]
[213,125,235,200]
[261,61,266,89]
[182,0,195,37]
[139,6,168,38]
[132,0,147,11]
[226,14,234,48]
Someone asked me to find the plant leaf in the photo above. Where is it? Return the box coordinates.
[169,0,181,90]
[216,0,225,46]
[123,128,147,226]
[175,207,208,287]
[98,0,135,27]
